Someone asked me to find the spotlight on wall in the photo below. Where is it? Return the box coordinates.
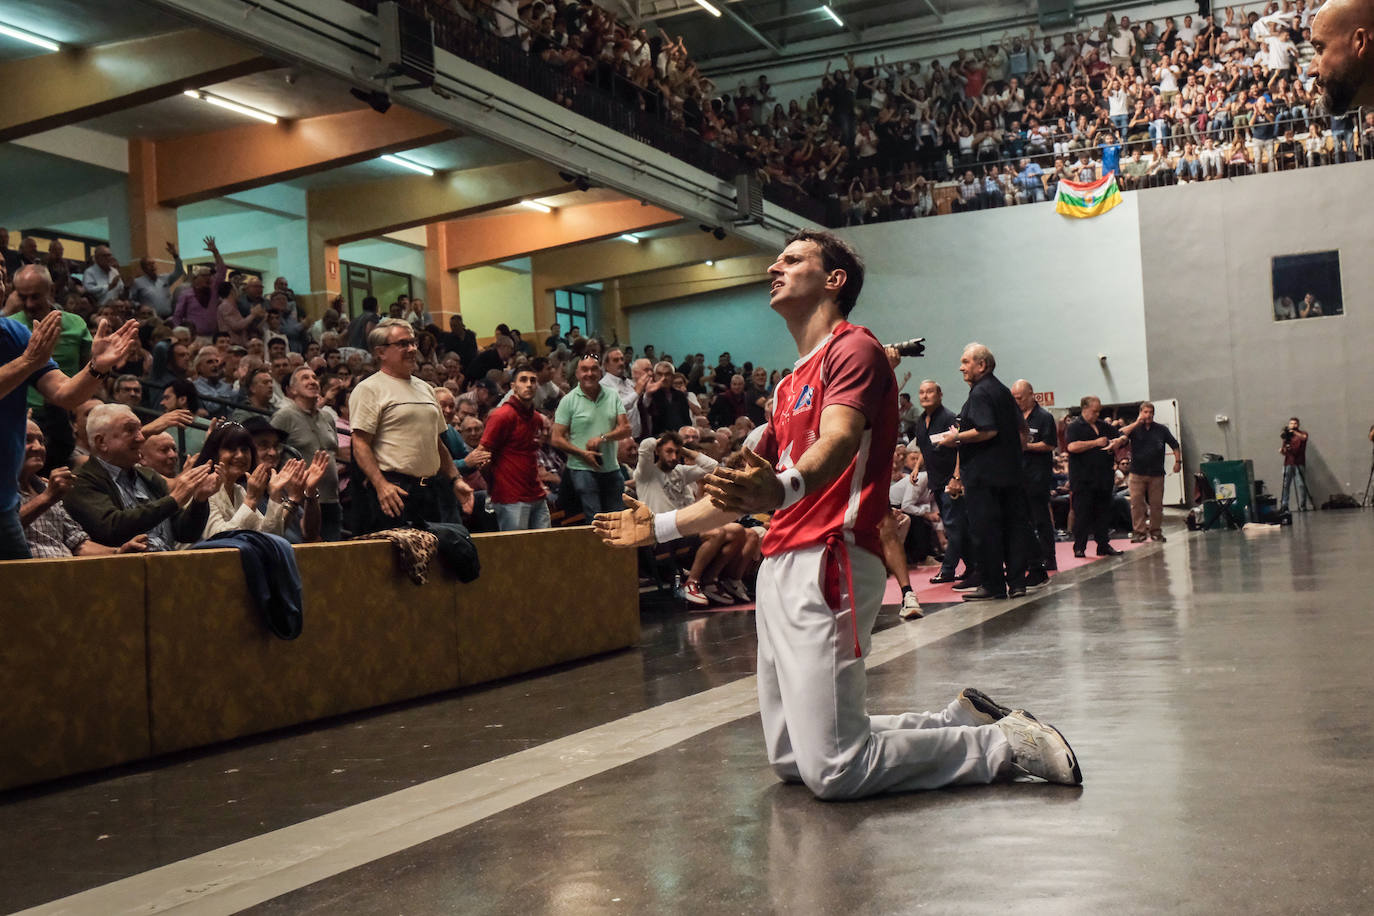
[380,153,435,176]
[705,260,715,266]
[182,90,279,124]
[0,22,61,51]
[350,87,392,113]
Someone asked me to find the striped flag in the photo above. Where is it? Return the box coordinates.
[1055,172,1123,219]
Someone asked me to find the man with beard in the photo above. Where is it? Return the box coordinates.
[1308,0,1374,114]
[480,365,549,531]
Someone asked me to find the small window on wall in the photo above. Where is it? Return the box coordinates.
[341,261,414,318]
[1272,251,1343,321]
[555,288,594,336]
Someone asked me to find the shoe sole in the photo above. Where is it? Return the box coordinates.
[1040,719,1083,785]
[898,606,924,620]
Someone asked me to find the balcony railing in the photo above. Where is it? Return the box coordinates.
[341,0,828,224]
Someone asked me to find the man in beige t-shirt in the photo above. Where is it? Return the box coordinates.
[348,318,472,533]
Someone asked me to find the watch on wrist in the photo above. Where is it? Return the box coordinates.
[87,364,110,380]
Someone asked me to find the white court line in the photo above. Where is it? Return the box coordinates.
[17,548,1156,916]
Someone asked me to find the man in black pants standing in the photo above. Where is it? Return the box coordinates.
[1012,379,1057,581]
[1065,396,1124,558]
[935,343,1030,600]
[910,378,967,585]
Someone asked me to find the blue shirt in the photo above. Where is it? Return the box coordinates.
[1016,163,1044,191]
[1101,143,1123,177]
[0,317,58,511]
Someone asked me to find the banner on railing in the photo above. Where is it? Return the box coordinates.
[1056,173,1123,219]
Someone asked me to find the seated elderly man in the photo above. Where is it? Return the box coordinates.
[18,419,148,557]
[634,430,751,606]
[64,404,218,549]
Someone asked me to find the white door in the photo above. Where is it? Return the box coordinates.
[1150,398,1185,505]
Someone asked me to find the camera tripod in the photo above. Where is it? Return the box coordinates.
[1362,449,1374,508]
[1288,464,1316,512]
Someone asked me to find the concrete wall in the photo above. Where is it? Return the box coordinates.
[626,281,791,373]
[458,261,535,338]
[627,202,1152,402]
[1138,162,1374,501]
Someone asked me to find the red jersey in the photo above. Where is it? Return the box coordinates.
[755,321,898,560]
[480,400,546,504]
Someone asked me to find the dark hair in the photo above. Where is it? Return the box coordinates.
[165,378,201,412]
[784,229,865,315]
[217,281,234,299]
[194,422,257,471]
[239,367,273,399]
[531,356,548,371]
[655,430,683,453]
[362,296,378,311]
[513,367,539,382]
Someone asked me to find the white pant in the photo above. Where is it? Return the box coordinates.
[754,543,1012,799]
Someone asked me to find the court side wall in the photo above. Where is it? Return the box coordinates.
[627,200,1150,404]
[1137,162,1374,501]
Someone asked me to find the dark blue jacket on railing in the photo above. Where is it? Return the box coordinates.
[192,530,303,640]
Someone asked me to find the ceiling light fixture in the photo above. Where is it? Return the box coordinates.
[694,0,722,16]
[182,90,279,124]
[520,200,553,213]
[620,234,641,244]
[705,260,715,266]
[821,4,844,26]
[0,22,61,52]
[380,153,435,176]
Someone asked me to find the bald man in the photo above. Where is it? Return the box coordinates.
[81,245,126,306]
[1011,379,1057,580]
[11,265,92,470]
[1308,0,1374,114]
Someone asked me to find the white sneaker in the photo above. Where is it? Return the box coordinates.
[898,591,923,619]
[723,578,752,602]
[955,687,1015,726]
[701,582,734,605]
[995,710,1082,785]
[683,580,710,606]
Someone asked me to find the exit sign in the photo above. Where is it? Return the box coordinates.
[1033,391,1055,406]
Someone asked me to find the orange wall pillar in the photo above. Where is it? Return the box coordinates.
[127,140,178,267]
[425,223,461,323]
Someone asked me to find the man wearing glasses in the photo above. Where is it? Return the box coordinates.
[348,318,472,533]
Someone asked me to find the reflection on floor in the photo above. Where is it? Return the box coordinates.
[5,512,1373,914]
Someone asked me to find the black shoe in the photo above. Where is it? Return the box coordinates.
[1096,545,1123,556]
[1072,549,1087,558]
[929,572,960,584]
[961,586,1006,601]
[1024,568,1050,588]
[951,579,983,591]
[1007,586,1027,598]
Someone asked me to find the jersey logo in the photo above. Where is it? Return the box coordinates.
[791,385,814,415]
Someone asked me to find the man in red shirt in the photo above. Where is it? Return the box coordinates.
[595,230,1081,797]
[480,366,550,531]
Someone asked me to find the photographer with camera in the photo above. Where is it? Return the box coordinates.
[1279,417,1310,512]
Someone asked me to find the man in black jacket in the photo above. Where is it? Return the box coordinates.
[934,344,1030,600]
[1012,378,1058,576]
[65,404,217,549]
[1064,396,1125,558]
[910,378,967,585]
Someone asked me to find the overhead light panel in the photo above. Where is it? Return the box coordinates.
[520,200,553,213]
[183,90,278,124]
[822,4,844,26]
[0,22,61,52]
[380,153,435,176]
[620,234,641,244]
[705,260,715,266]
[694,0,722,16]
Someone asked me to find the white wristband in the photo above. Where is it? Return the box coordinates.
[653,511,682,544]
[777,467,807,509]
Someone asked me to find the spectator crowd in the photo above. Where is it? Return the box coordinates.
[2,229,1178,614]
[429,0,1361,223]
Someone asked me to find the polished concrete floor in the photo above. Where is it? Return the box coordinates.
[4,512,1374,914]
